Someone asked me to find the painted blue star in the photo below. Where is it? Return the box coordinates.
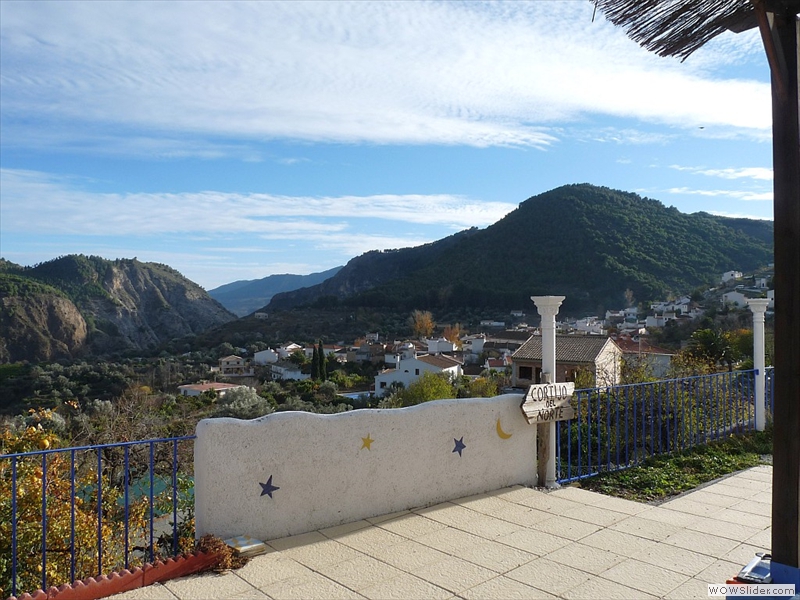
[453,437,466,457]
[259,475,279,498]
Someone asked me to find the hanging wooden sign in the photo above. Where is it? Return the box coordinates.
[520,382,575,424]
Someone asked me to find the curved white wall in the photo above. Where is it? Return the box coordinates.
[195,394,536,541]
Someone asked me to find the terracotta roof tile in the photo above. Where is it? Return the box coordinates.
[512,335,617,363]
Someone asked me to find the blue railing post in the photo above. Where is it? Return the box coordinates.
[12,457,18,597]
[97,447,103,576]
[41,453,47,592]
[70,449,76,584]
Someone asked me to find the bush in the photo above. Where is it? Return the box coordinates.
[214,387,274,420]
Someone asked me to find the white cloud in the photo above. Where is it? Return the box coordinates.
[706,210,772,221]
[0,1,771,154]
[666,187,772,202]
[0,168,515,236]
[669,165,773,181]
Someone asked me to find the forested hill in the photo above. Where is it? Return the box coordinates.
[268,184,773,316]
[0,255,236,363]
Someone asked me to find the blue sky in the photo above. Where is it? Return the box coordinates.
[0,1,774,291]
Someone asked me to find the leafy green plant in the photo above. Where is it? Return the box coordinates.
[578,429,771,502]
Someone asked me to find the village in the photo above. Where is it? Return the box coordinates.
[181,268,774,402]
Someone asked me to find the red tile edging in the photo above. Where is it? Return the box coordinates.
[7,551,221,600]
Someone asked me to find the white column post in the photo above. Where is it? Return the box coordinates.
[747,298,770,432]
[531,295,565,488]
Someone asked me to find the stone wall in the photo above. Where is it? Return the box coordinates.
[194,394,536,541]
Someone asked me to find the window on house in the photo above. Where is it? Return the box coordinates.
[380,382,386,389]
[415,369,420,375]
[518,366,533,380]
[535,367,542,383]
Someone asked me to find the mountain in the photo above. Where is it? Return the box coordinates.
[208,267,343,317]
[0,255,236,363]
[268,184,773,317]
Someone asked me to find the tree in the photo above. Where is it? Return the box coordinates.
[318,340,327,381]
[442,323,462,348]
[467,377,498,398]
[687,328,736,372]
[394,372,454,407]
[410,310,435,339]
[624,288,635,308]
[311,346,320,380]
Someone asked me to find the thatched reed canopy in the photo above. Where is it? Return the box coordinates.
[595,0,799,60]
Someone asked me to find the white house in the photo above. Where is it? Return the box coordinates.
[480,320,506,328]
[276,343,303,359]
[722,270,743,284]
[270,361,310,381]
[722,291,748,308]
[374,354,463,396]
[484,356,510,373]
[461,334,486,356]
[575,316,605,335]
[426,338,456,354]
[612,334,675,379]
[384,341,417,364]
[646,312,676,328]
[253,349,279,365]
[303,344,342,358]
[178,382,245,398]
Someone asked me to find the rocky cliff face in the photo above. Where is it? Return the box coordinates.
[0,294,88,363]
[0,256,237,363]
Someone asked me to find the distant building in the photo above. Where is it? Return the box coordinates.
[253,349,279,365]
[426,337,456,354]
[270,361,310,381]
[612,334,675,378]
[178,382,245,398]
[218,355,254,377]
[721,270,743,284]
[511,335,622,388]
[374,354,463,396]
[721,291,748,308]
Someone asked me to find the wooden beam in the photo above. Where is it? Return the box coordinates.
[769,7,800,569]
[754,1,789,101]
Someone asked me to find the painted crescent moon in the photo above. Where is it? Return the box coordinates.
[496,418,512,440]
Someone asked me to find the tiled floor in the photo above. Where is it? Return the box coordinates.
[110,465,773,599]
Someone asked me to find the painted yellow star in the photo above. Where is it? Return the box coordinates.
[361,434,374,450]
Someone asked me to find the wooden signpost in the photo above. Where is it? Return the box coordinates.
[520,382,575,424]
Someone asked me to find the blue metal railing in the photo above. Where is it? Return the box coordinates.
[766,366,775,416]
[556,370,760,483]
[1,435,195,598]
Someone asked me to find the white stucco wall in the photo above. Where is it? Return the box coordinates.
[195,394,535,542]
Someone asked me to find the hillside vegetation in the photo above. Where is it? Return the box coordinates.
[269,184,773,316]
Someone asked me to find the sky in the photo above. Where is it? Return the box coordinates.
[0,1,775,291]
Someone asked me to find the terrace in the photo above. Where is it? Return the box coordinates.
[2,368,774,600]
[108,465,773,600]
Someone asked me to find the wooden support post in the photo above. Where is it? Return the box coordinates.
[769,7,800,572]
